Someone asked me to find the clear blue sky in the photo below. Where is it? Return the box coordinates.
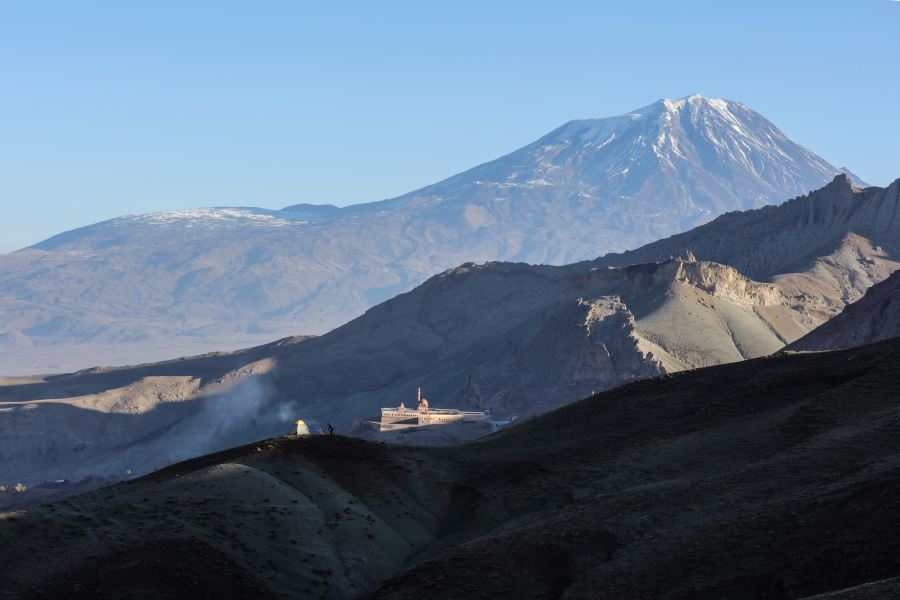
[1,1,898,252]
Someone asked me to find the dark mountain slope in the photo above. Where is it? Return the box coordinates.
[3,337,900,599]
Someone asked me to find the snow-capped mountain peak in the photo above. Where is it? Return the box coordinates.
[433,94,864,226]
[1,95,866,374]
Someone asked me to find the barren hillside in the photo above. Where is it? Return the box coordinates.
[2,337,900,599]
[788,269,900,351]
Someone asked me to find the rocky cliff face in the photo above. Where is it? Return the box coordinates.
[0,95,859,375]
[787,269,900,352]
[574,296,663,382]
[670,258,784,306]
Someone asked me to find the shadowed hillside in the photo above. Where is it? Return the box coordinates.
[788,269,900,351]
[3,337,900,599]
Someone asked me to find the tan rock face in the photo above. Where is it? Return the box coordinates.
[670,260,785,307]
[542,296,663,386]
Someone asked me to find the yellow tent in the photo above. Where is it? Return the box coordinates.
[294,419,310,437]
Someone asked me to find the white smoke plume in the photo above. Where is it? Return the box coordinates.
[114,373,301,477]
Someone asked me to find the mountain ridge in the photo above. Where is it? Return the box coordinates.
[590,174,900,282]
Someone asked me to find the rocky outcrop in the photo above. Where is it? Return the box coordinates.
[670,260,785,306]
[574,297,665,380]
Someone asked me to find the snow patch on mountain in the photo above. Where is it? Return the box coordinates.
[118,208,296,227]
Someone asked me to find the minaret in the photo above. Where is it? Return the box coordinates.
[417,386,421,404]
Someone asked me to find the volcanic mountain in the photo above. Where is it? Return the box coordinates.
[787,269,900,352]
[3,337,900,599]
[0,94,862,374]
[2,176,897,490]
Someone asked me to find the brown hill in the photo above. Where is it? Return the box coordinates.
[2,337,900,599]
[787,269,900,351]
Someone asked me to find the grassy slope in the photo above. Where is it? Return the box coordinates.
[2,338,900,599]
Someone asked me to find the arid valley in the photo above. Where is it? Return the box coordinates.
[2,3,899,599]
